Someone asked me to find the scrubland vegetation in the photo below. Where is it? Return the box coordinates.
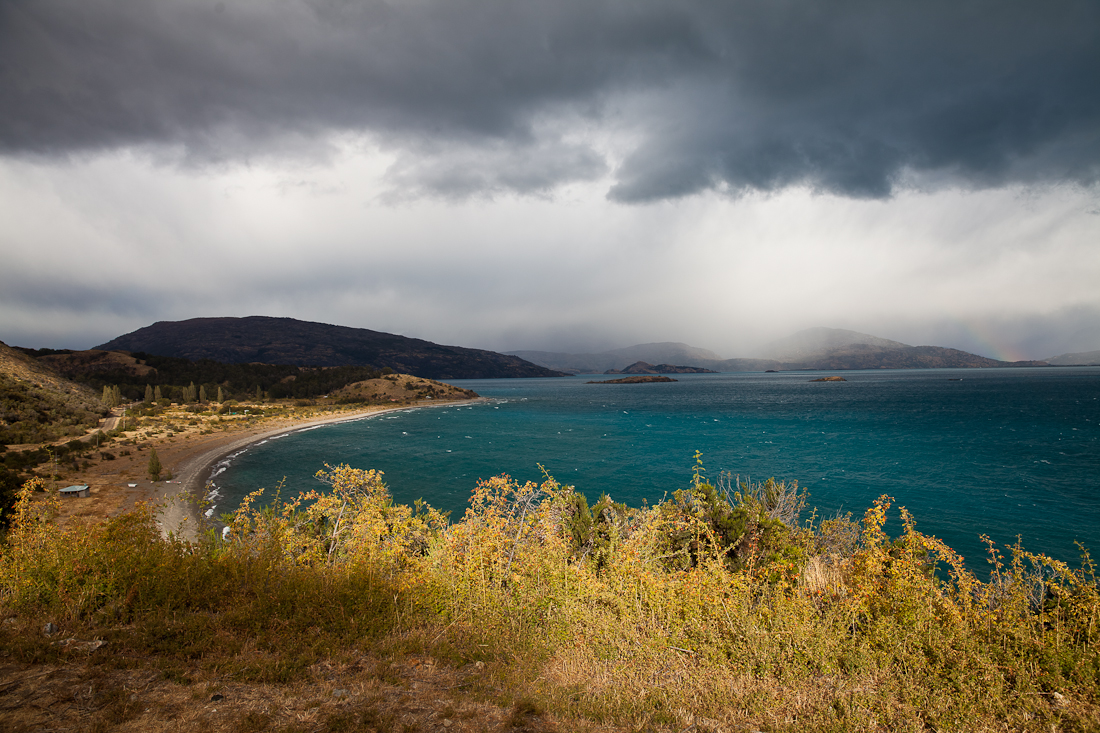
[1,457,1098,731]
[0,372,108,446]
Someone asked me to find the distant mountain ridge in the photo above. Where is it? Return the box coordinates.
[96,317,563,380]
[94,321,1051,379]
[513,328,1048,373]
[508,342,722,374]
[750,328,1048,370]
[1045,349,1100,366]
[752,344,1047,371]
[720,329,1048,370]
[758,327,910,361]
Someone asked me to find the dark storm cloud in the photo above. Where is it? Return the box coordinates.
[2,0,1098,200]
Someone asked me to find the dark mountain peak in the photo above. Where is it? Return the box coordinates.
[96,317,563,380]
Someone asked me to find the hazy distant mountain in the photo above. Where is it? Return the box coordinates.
[508,342,722,374]
[730,327,1047,370]
[712,358,785,372]
[96,317,563,380]
[785,344,1044,370]
[1045,349,1100,366]
[759,327,909,361]
[512,329,1047,373]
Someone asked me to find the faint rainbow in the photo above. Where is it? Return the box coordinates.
[953,320,1027,363]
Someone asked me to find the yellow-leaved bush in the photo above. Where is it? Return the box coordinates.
[2,460,1099,730]
[223,464,448,575]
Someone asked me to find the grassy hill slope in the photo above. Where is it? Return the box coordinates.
[0,342,108,446]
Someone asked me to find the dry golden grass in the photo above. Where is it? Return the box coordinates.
[2,467,1099,732]
[0,644,568,733]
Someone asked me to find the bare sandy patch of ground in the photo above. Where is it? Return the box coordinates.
[0,639,575,733]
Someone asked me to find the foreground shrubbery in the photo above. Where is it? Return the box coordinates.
[2,460,1098,731]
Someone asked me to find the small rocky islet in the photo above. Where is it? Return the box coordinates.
[587,375,677,384]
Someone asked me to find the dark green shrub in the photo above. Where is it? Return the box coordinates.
[563,490,593,558]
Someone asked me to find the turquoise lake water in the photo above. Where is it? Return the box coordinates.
[210,368,1100,568]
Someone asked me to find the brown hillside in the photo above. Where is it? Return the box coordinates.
[331,374,478,403]
[0,341,109,445]
[0,340,75,388]
[40,349,155,379]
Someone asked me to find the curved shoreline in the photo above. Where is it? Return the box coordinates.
[157,398,485,539]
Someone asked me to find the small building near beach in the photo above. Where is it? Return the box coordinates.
[60,484,91,499]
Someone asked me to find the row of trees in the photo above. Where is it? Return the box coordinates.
[133,382,225,406]
[101,385,122,407]
[96,364,397,408]
[93,370,391,406]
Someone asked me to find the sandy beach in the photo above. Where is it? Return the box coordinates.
[51,398,483,540]
[166,398,486,539]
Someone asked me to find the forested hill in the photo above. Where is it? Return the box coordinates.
[16,349,389,404]
[96,317,563,379]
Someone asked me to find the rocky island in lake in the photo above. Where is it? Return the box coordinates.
[587,375,677,384]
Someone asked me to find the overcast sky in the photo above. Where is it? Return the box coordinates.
[2,0,1098,361]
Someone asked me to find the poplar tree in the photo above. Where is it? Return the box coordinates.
[144,384,154,404]
[101,385,121,407]
[148,447,162,481]
[217,386,224,403]
[154,385,163,402]
[200,385,207,403]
